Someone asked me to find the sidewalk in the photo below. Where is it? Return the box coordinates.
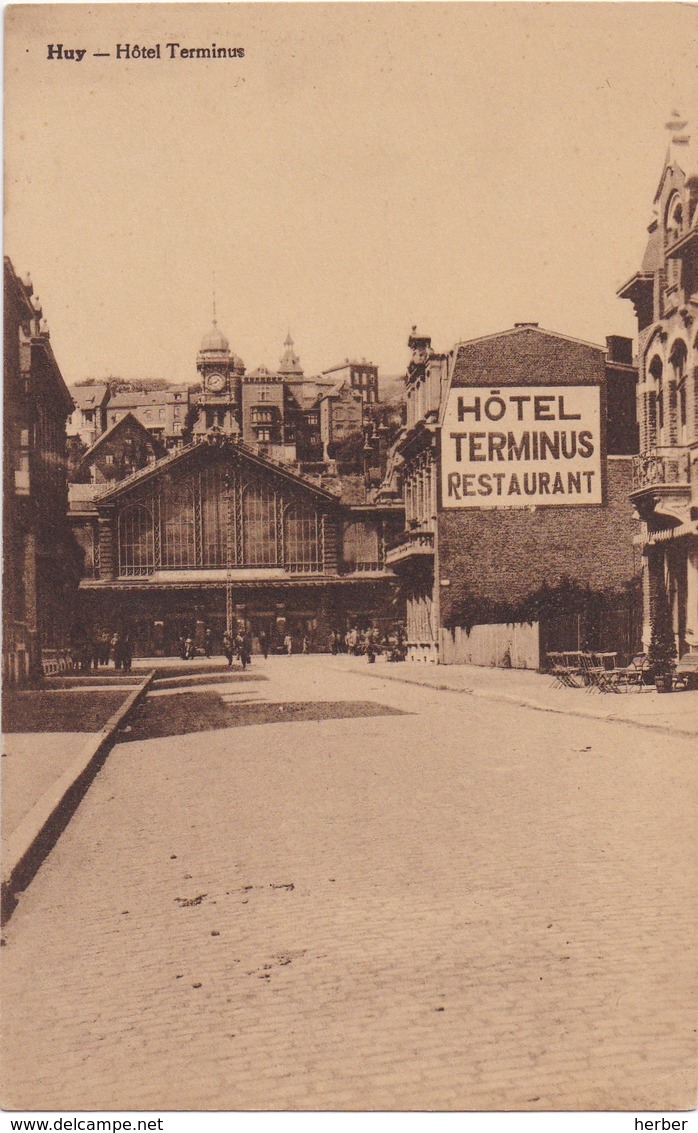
[334,654,698,737]
[2,671,153,921]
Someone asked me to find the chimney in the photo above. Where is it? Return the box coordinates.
[605,335,633,365]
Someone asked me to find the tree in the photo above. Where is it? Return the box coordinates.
[329,429,365,470]
[73,376,173,394]
[181,403,201,446]
[647,585,677,680]
[65,435,90,482]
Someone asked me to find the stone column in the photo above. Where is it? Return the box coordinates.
[97,512,116,580]
[684,543,698,650]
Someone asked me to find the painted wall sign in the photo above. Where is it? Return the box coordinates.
[441,385,602,508]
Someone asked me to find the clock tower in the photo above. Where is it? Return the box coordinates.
[194,320,245,436]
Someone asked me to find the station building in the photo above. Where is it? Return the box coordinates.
[67,324,404,654]
[386,324,641,665]
[618,114,698,656]
[69,431,403,655]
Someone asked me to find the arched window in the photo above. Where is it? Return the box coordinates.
[665,194,683,289]
[119,504,155,576]
[161,480,196,568]
[648,354,663,438]
[666,193,683,243]
[670,339,688,435]
[284,504,320,572]
[242,482,277,566]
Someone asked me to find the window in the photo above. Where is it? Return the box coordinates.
[256,427,272,442]
[118,504,155,575]
[647,355,663,443]
[243,482,277,565]
[284,504,320,572]
[105,454,115,466]
[259,390,270,403]
[666,193,683,245]
[201,464,228,567]
[670,339,688,441]
[252,408,273,424]
[159,408,166,420]
[174,407,181,419]
[161,481,196,568]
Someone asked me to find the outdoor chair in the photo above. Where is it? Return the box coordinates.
[578,652,605,691]
[674,652,698,690]
[601,654,649,692]
[547,652,582,688]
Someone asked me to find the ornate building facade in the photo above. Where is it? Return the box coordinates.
[70,433,403,654]
[3,258,81,682]
[618,114,698,656]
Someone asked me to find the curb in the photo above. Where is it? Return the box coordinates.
[349,665,697,738]
[1,671,155,925]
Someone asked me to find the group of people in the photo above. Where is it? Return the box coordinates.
[71,629,133,673]
[328,626,407,662]
[222,630,254,669]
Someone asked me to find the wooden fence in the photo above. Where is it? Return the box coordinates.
[440,622,540,669]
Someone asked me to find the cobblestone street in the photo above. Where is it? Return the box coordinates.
[1,656,696,1111]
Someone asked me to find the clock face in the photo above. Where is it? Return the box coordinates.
[207,373,226,393]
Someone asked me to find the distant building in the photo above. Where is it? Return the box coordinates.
[76,412,167,486]
[106,386,190,447]
[322,358,379,406]
[3,258,81,682]
[66,384,110,446]
[319,380,364,460]
[618,113,698,656]
[385,325,641,664]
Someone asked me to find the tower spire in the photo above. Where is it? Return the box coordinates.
[212,271,217,327]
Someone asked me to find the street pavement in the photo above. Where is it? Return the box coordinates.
[1,656,696,1111]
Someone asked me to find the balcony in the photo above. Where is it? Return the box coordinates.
[631,448,693,526]
[631,449,691,493]
[385,528,435,567]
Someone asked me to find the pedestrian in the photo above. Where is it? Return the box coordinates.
[240,631,252,670]
[284,632,293,656]
[185,635,195,660]
[204,627,213,658]
[302,635,309,655]
[111,632,121,670]
[222,630,234,667]
[179,634,188,661]
[259,629,269,660]
[99,630,111,667]
[122,633,133,673]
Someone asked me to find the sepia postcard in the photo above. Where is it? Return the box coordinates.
[2,2,698,1126]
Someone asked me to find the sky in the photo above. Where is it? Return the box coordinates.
[5,2,698,388]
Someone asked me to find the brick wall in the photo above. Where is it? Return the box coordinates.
[451,328,605,390]
[438,458,640,621]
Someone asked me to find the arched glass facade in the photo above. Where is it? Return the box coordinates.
[115,455,327,576]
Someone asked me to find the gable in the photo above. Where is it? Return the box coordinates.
[80,412,165,466]
[96,436,339,508]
